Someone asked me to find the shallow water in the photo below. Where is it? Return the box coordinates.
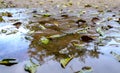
[0,7,120,73]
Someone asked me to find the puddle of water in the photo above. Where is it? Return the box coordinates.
[0,7,120,73]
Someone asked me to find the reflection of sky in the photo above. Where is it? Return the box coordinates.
[0,8,31,27]
[0,8,31,58]
[0,32,30,56]
[0,8,30,19]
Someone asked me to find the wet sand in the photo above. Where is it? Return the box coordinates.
[2,0,120,9]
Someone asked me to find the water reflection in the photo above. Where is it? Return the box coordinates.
[0,8,120,73]
[0,8,31,60]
